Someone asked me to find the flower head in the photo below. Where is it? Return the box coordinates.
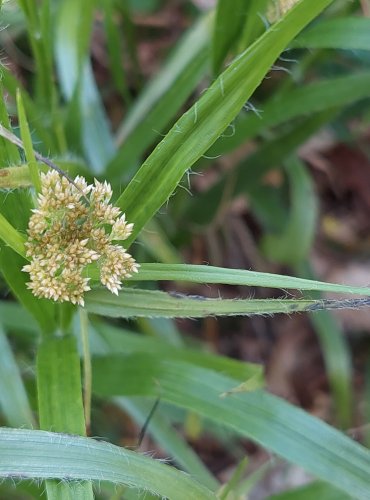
[23,171,139,306]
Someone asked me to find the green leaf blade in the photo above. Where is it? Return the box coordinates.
[116,0,335,245]
[127,263,370,296]
[0,328,35,428]
[0,212,27,259]
[92,355,370,499]
[0,428,216,499]
[212,0,246,74]
[108,13,211,173]
[16,89,41,193]
[37,335,93,500]
[294,17,370,50]
[85,287,370,319]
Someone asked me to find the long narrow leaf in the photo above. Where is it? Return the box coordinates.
[16,90,41,193]
[0,428,215,499]
[94,321,261,380]
[0,84,21,162]
[55,0,115,171]
[0,248,56,335]
[108,14,211,173]
[262,157,318,265]
[187,110,335,225]
[268,480,350,500]
[37,335,86,435]
[122,263,370,296]
[0,212,26,258]
[293,17,370,50]
[92,354,370,499]
[85,287,370,319]
[0,68,56,152]
[0,84,57,334]
[0,301,38,336]
[212,0,246,74]
[0,328,35,428]
[117,397,219,491]
[115,0,334,245]
[212,71,370,155]
[37,335,93,499]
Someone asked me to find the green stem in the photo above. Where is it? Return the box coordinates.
[80,308,92,432]
[16,89,42,193]
[37,334,93,498]
[0,165,32,189]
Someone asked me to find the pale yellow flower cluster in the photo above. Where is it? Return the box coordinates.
[22,171,139,306]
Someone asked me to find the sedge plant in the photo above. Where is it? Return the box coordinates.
[0,1,370,499]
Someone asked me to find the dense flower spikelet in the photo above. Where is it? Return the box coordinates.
[22,171,139,306]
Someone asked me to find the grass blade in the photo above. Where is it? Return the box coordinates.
[0,327,35,428]
[268,480,350,500]
[108,14,211,174]
[37,334,93,499]
[118,262,370,296]
[212,0,246,74]
[0,212,27,258]
[0,85,21,163]
[0,428,216,499]
[212,71,370,155]
[115,0,335,245]
[37,335,86,434]
[85,287,370,319]
[16,90,41,193]
[55,0,115,171]
[17,0,55,108]
[293,17,370,50]
[187,111,334,225]
[102,0,132,105]
[0,248,56,335]
[237,0,270,50]
[116,397,220,491]
[92,355,370,499]
[262,157,318,265]
[94,321,261,380]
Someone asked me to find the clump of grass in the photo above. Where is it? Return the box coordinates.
[0,1,370,499]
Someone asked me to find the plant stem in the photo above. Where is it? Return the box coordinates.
[80,308,92,432]
[37,333,93,498]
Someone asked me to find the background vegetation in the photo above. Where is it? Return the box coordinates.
[1,0,370,498]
